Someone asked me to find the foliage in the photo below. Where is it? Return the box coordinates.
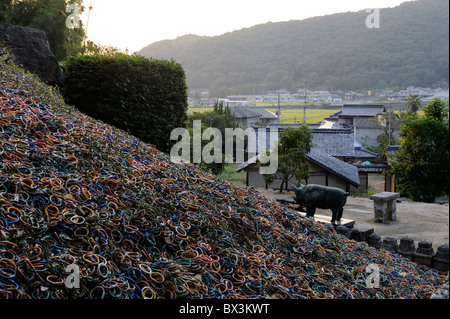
[191,102,238,136]
[76,40,129,57]
[139,0,449,94]
[0,0,86,60]
[366,95,422,155]
[62,54,188,154]
[263,125,313,192]
[366,110,402,155]
[423,97,448,121]
[216,164,247,187]
[389,99,449,202]
[405,94,422,115]
[187,101,240,176]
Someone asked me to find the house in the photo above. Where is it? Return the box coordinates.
[310,91,333,103]
[219,95,256,107]
[293,88,312,101]
[242,124,364,192]
[247,108,278,124]
[350,140,379,163]
[423,90,449,102]
[324,104,388,148]
[230,107,279,127]
[198,98,217,107]
[230,106,261,128]
[242,121,389,192]
[344,91,364,100]
[247,123,356,157]
[236,149,360,192]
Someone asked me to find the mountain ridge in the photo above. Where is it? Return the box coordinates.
[139,0,449,95]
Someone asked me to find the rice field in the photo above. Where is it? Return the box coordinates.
[265,108,337,124]
[189,107,337,124]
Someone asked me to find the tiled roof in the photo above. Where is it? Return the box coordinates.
[311,128,354,157]
[246,126,355,157]
[307,149,360,186]
[237,149,361,187]
[340,104,385,117]
[230,106,261,119]
[353,142,379,159]
[248,108,278,119]
[354,147,379,159]
[355,164,390,173]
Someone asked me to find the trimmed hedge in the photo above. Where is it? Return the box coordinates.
[62,54,188,153]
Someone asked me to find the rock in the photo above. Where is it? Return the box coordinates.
[0,22,63,85]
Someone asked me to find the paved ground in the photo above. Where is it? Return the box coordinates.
[257,188,449,249]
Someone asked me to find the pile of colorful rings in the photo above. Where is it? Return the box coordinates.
[0,57,446,299]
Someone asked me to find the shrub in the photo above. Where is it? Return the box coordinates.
[62,54,188,153]
[389,99,449,202]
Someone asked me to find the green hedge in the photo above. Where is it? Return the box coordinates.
[62,54,188,153]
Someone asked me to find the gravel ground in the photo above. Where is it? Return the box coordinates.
[257,188,449,249]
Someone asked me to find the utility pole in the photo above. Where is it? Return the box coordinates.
[388,109,391,146]
[303,81,307,124]
[84,0,93,45]
[277,93,281,124]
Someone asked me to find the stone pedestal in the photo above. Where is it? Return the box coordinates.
[398,237,415,260]
[367,233,382,249]
[335,225,350,237]
[382,237,398,253]
[370,192,400,224]
[433,244,449,272]
[414,240,435,267]
[349,227,374,242]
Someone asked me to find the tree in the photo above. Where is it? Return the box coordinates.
[188,101,239,176]
[79,41,128,57]
[367,111,402,154]
[0,0,11,21]
[389,99,449,202]
[263,125,313,192]
[405,94,421,115]
[0,0,86,60]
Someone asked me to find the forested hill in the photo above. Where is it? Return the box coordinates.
[138,0,449,96]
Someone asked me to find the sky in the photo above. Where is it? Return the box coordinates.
[80,0,413,53]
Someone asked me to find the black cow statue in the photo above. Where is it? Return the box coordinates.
[292,184,349,225]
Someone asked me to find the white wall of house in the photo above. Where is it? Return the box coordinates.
[246,162,350,191]
[356,128,400,149]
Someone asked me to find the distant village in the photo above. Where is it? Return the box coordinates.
[188,85,448,194]
[189,86,449,107]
